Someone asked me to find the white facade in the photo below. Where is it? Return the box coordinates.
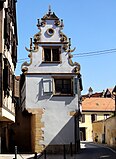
[21,8,82,152]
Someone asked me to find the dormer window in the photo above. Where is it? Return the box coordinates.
[43,47,61,62]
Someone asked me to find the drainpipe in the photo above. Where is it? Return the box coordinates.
[74,114,80,153]
[74,73,82,153]
[77,73,83,152]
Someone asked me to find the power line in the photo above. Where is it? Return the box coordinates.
[73,50,116,57]
[17,48,116,63]
[73,48,116,57]
[73,48,116,55]
[18,57,29,61]
[17,58,29,63]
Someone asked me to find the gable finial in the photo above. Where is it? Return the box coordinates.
[48,5,51,14]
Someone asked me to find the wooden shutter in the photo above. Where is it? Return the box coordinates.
[14,78,19,97]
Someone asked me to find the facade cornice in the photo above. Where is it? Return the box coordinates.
[24,72,79,76]
[37,42,68,45]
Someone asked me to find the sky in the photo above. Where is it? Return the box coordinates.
[15,0,116,94]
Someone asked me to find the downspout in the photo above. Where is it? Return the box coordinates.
[74,73,83,153]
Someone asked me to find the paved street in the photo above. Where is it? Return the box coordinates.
[77,142,116,159]
[0,142,116,159]
[36,142,116,159]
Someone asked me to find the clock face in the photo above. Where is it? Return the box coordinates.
[46,28,54,36]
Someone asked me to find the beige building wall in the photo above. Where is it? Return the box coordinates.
[92,116,116,148]
[105,116,116,148]
[92,120,104,143]
[80,112,113,141]
[80,114,93,141]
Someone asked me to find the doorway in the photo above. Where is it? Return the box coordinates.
[80,127,86,141]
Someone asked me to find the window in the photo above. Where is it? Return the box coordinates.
[43,47,61,62]
[3,58,10,97]
[42,78,53,93]
[81,114,85,123]
[104,114,109,119]
[54,78,73,95]
[91,114,97,123]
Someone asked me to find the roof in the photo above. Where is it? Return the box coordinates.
[42,12,59,20]
[42,7,59,20]
[82,92,103,98]
[82,97,115,112]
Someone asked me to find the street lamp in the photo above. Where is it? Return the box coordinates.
[112,85,116,116]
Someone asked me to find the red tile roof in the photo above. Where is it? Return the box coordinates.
[82,92,103,100]
[82,97,115,111]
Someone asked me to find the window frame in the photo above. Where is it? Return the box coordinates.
[53,76,73,96]
[91,114,97,123]
[42,46,61,63]
[104,114,110,119]
[81,114,85,123]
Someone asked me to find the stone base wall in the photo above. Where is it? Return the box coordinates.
[45,144,76,154]
[28,108,44,153]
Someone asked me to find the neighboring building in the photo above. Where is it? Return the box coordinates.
[92,116,116,148]
[79,88,115,141]
[19,7,82,154]
[0,0,18,153]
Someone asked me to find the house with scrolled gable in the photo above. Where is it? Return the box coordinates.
[20,7,83,154]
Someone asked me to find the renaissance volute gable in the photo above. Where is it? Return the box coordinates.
[21,7,80,74]
[34,9,67,43]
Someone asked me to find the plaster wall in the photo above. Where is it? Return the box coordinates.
[0,107,15,122]
[80,114,93,141]
[25,75,78,146]
[27,46,75,74]
[3,90,15,115]
[40,20,61,42]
